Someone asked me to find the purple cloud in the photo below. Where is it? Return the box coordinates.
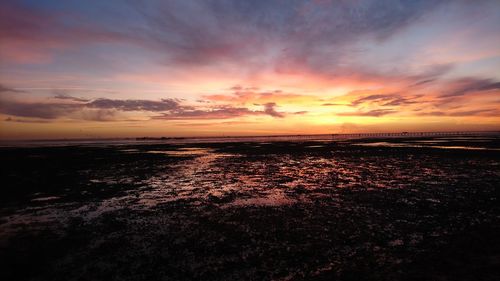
[0,96,286,121]
[53,94,90,102]
[351,94,419,107]
[155,103,286,120]
[0,97,184,120]
[417,109,500,117]
[0,84,23,93]
[263,103,284,118]
[440,78,500,98]
[87,98,182,112]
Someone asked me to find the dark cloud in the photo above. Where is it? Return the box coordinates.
[53,94,90,102]
[0,101,124,122]
[87,98,182,112]
[412,79,436,86]
[0,2,132,63]
[154,107,257,120]
[417,109,500,117]
[410,63,454,86]
[322,103,344,106]
[155,103,286,120]
[440,78,500,98]
[351,94,391,106]
[126,0,445,73]
[448,109,500,116]
[4,117,50,123]
[338,109,397,117]
[0,96,285,121]
[0,100,82,119]
[382,96,420,106]
[0,84,23,93]
[3,0,492,93]
[0,97,184,120]
[1,0,464,85]
[351,94,419,107]
[338,76,500,111]
[263,102,284,118]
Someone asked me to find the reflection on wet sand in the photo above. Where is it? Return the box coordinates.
[355,136,500,151]
[147,147,213,156]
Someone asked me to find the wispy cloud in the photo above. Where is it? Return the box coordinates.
[203,86,318,105]
[1,0,447,80]
[439,78,500,98]
[417,108,500,117]
[0,84,23,93]
[0,2,131,64]
[87,98,183,112]
[328,75,500,119]
[0,97,184,120]
[337,109,398,117]
[0,99,82,119]
[53,93,90,103]
[321,103,344,106]
[350,94,420,107]
[262,102,284,118]
[4,117,50,123]
[154,103,285,120]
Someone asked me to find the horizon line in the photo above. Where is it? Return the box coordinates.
[1,130,499,143]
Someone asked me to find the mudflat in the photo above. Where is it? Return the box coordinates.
[1,137,500,280]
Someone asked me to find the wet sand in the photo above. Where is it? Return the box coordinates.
[1,137,500,280]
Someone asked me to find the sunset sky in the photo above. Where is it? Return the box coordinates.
[1,0,500,139]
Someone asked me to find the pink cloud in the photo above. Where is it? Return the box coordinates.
[0,3,130,64]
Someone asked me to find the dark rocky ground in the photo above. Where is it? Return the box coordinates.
[1,137,499,280]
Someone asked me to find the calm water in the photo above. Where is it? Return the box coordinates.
[1,135,499,280]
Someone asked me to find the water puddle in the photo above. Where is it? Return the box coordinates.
[147,147,212,156]
[120,149,140,153]
[355,142,500,151]
[429,145,500,151]
[354,142,423,148]
[227,191,296,207]
[31,196,60,202]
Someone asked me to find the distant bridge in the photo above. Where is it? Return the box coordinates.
[205,131,500,142]
[248,131,500,141]
[330,131,500,140]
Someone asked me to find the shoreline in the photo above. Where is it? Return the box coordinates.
[1,131,499,148]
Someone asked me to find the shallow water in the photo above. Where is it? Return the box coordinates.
[1,137,500,280]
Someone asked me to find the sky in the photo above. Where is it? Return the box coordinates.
[1,0,500,140]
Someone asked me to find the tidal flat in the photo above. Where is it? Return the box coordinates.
[1,136,500,280]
